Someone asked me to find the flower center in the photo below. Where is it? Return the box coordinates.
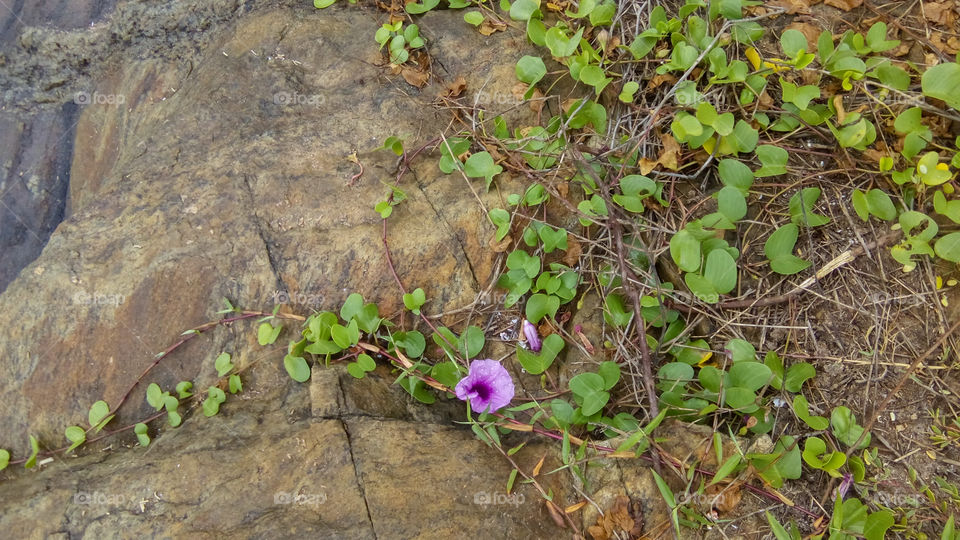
[471,382,492,401]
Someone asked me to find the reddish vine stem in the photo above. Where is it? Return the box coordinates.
[112,310,304,415]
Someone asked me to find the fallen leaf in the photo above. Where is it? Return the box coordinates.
[478,18,507,36]
[546,500,567,528]
[638,157,659,175]
[923,2,957,27]
[824,0,862,11]
[659,133,681,171]
[563,233,582,266]
[401,66,430,88]
[511,82,529,101]
[441,76,466,98]
[770,0,812,15]
[706,482,742,514]
[565,501,588,514]
[489,235,512,252]
[833,95,847,124]
[528,87,545,113]
[587,495,644,540]
[574,325,595,354]
[646,73,677,90]
[533,455,546,477]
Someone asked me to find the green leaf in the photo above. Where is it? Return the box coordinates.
[340,292,364,321]
[516,334,564,374]
[516,55,547,86]
[793,394,829,430]
[509,0,541,21]
[215,352,234,377]
[134,423,150,447]
[831,406,871,449]
[24,435,39,469]
[88,400,113,432]
[718,159,754,193]
[670,230,702,273]
[403,287,426,314]
[597,361,621,390]
[716,186,747,223]
[526,293,560,323]
[569,373,609,416]
[711,455,742,485]
[922,62,960,110]
[864,510,895,540]
[685,272,719,304]
[489,208,511,241]
[314,0,336,7]
[146,383,165,411]
[784,362,816,392]
[430,361,461,388]
[0,449,10,470]
[765,223,799,260]
[459,325,486,358]
[789,187,830,227]
[175,381,193,399]
[704,249,738,294]
[257,322,282,346]
[284,354,311,382]
[229,374,242,394]
[405,0,439,13]
[780,29,808,58]
[619,81,639,103]
[754,145,788,177]
[65,426,86,452]
[729,362,772,391]
[464,11,484,25]
[464,151,503,188]
[935,232,960,262]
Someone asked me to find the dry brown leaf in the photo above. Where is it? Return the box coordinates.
[556,181,569,199]
[441,76,466,98]
[528,87,545,113]
[638,157,659,175]
[532,455,546,477]
[401,66,430,88]
[824,0,862,11]
[546,500,567,528]
[563,233,582,266]
[511,82,529,101]
[924,2,957,27]
[587,495,644,540]
[930,32,960,55]
[659,133,681,171]
[771,0,812,15]
[707,483,742,514]
[565,501,588,514]
[833,95,847,124]
[489,235,512,252]
[478,18,507,36]
[758,90,774,109]
[646,73,677,90]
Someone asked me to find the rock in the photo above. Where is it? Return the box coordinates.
[0,2,576,537]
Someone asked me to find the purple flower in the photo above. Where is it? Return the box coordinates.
[455,359,515,413]
[837,473,853,500]
[522,320,541,352]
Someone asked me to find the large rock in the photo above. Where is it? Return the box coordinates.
[0,2,580,536]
